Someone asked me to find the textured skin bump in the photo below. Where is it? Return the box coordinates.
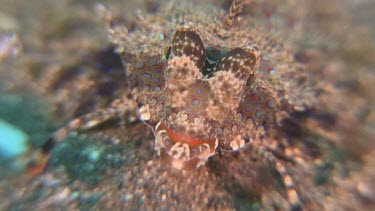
[171,23,206,69]
[210,46,260,79]
[208,46,260,109]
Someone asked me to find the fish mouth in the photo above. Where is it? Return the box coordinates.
[154,122,218,170]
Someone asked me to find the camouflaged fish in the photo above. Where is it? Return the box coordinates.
[25,1,318,210]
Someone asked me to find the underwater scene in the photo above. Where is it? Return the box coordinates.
[0,0,374,210]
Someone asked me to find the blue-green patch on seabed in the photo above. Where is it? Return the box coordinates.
[0,93,57,167]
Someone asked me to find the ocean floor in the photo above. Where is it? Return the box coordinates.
[0,0,374,210]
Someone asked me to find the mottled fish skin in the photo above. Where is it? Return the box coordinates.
[237,87,277,129]
[123,55,166,122]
